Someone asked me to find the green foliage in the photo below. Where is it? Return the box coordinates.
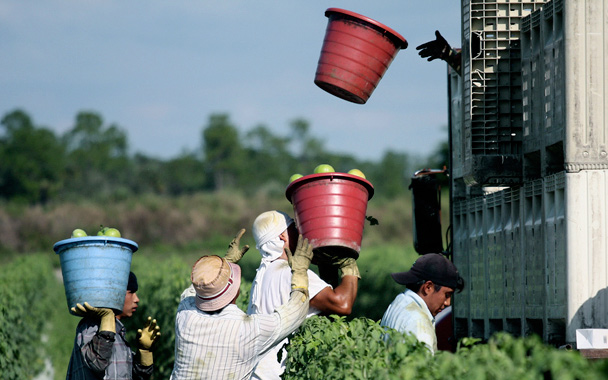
[0,254,57,380]
[284,317,608,380]
[0,108,445,204]
[5,246,608,380]
[0,191,418,254]
[62,111,132,200]
[283,315,431,379]
[243,124,295,190]
[369,150,410,198]
[47,265,79,380]
[162,154,207,195]
[428,332,608,380]
[352,244,419,320]
[0,110,65,204]
[202,113,245,190]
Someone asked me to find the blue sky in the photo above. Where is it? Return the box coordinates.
[1,1,461,161]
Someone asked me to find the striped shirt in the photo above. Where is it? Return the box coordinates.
[170,289,308,380]
[66,318,153,380]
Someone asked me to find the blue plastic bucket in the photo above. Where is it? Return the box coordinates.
[53,236,138,314]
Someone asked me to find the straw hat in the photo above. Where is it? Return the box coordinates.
[191,255,241,312]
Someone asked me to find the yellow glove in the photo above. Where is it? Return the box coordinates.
[287,235,313,296]
[313,251,361,279]
[137,316,161,367]
[71,302,116,334]
[224,228,250,263]
[336,257,361,279]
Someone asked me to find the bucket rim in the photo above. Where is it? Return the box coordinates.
[53,236,139,254]
[285,172,374,202]
[324,7,408,49]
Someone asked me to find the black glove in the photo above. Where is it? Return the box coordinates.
[416,30,452,62]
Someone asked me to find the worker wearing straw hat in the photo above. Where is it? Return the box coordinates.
[67,271,162,380]
[170,229,314,380]
[247,210,360,380]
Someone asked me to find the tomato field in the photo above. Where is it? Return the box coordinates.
[2,192,607,379]
[3,248,608,380]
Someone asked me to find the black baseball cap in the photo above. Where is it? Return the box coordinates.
[391,253,463,291]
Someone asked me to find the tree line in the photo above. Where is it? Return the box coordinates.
[0,109,448,205]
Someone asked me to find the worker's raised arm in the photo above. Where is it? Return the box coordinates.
[311,254,360,316]
[310,274,358,316]
[416,30,461,75]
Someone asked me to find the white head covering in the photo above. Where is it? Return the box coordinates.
[248,210,294,314]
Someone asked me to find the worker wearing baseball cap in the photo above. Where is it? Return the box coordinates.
[381,253,464,354]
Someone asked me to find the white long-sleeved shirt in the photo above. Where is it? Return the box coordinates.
[170,289,308,380]
[380,288,437,354]
[248,259,331,380]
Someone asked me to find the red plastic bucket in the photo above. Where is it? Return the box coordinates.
[314,8,408,104]
[285,173,374,259]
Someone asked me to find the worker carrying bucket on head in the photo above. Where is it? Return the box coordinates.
[66,271,161,380]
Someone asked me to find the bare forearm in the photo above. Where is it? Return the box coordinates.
[310,275,358,316]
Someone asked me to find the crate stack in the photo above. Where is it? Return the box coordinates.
[521,0,565,179]
[453,172,568,344]
[454,0,546,189]
[451,0,608,345]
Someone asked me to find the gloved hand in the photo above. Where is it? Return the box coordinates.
[286,234,313,296]
[71,302,116,334]
[224,228,250,263]
[313,251,361,279]
[336,257,360,279]
[137,316,161,367]
[416,30,453,62]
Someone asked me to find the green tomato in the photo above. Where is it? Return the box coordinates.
[71,228,88,238]
[104,228,121,238]
[348,168,366,179]
[97,226,108,236]
[289,173,304,183]
[314,164,335,174]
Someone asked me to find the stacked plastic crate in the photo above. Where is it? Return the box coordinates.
[501,187,523,336]
[452,0,608,345]
[453,0,547,341]
[457,0,545,187]
[521,0,565,179]
[453,172,568,344]
[451,200,469,339]
[449,67,464,181]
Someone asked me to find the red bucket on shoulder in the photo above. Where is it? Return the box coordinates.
[285,173,374,259]
[314,8,408,104]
